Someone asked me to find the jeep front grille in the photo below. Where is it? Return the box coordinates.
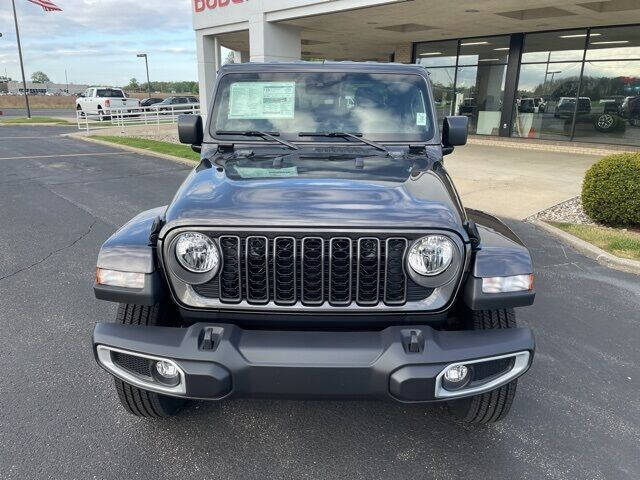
[190,233,434,308]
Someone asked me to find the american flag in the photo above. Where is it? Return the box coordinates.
[27,0,62,12]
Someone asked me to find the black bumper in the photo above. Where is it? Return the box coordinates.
[93,322,535,402]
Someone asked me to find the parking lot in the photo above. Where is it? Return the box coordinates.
[0,125,639,480]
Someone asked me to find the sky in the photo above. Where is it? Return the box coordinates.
[0,0,198,86]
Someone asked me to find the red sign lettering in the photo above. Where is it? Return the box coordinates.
[194,0,244,13]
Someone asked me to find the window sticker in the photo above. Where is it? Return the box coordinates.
[416,112,427,126]
[228,82,296,119]
[233,166,299,179]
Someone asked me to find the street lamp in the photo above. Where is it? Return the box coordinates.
[137,53,151,98]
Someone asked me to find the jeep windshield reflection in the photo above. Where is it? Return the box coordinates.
[210,72,434,143]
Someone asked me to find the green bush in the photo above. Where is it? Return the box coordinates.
[582,153,640,226]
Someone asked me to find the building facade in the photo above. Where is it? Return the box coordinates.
[192,0,640,146]
[5,81,87,95]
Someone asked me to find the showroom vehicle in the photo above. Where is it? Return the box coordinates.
[76,87,140,119]
[92,62,536,423]
[554,96,591,118]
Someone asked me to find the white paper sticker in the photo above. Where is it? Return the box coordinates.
[416,112,427,126]
[234,166,299,178]
[228,82,296,119]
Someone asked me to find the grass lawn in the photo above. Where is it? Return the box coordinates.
[551,222,640,261]
[90,135,200,162]
[0,116,72,125]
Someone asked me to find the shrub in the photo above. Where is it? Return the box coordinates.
[581,153,640,226]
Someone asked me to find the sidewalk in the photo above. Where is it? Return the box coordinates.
[446,144,600,219]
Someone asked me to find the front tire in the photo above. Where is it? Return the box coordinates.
[446,308,519,424]
[112,303,187,418]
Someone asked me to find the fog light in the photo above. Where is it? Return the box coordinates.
[442,364,470,391]
[155,360,179,379]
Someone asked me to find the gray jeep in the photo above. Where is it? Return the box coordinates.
[92,62,535,423]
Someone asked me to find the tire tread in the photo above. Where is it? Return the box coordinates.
[111,302,186,418]
[447,308,519,424]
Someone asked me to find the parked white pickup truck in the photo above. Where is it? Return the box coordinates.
[76,87,140,119]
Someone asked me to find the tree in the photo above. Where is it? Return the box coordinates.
[128,78,139,90]
[31,71,50,83]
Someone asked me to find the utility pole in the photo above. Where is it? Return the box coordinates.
[65,69,69,93]
[137,53,151,98]
[11,0,31,118]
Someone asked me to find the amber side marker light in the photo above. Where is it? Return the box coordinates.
[482,274,534,294]
[96,268,145,289]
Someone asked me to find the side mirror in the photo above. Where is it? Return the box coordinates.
[178,114,203,146]
[442,116,468,154]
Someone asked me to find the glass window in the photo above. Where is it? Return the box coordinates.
[426,68,456,124]
[522,30,587,63]
[211,72,435,143]
[456,65,507,135]
[587,26,640,61]
[512,62,584,140]
[572,61,640,145]
[96,89,124,98]
[415,40,458,67]
[458,36,510,66]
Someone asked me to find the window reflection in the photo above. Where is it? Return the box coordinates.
[512,63,583,140]
[587,26,640,61]
[573,61,640,144]
[522,30,587,63]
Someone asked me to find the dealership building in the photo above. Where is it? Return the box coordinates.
[192,0,640,147]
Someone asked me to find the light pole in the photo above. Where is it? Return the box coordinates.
[137,53,151,98]
[10,0,31,118]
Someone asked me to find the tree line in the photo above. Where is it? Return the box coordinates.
[125,78,199,95]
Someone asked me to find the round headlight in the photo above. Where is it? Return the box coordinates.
[174,232,219,273]
[408,235,455,276]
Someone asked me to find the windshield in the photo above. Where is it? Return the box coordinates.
[210,72,434,143]
[97,89,124,98]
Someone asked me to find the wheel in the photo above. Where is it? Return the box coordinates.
[446,308,519,424]
[629,116,640,127]
[112,303,187,418]
[594,113,617,132]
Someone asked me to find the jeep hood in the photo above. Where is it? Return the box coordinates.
[162,153,466,234]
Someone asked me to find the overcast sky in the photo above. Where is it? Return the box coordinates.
[0,0,197,86]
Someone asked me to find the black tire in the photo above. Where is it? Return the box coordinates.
[594,113,618,133]
[112,303,187,418]
[446,308,519,424]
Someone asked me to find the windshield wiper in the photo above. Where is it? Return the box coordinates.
[298,131,388,152]
[216,130,299,150]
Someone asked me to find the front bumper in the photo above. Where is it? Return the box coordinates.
[93,322,534,402]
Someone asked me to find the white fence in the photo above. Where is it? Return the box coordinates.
[76,103,200,132]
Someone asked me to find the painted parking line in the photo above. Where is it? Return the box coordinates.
[0,152,129,161]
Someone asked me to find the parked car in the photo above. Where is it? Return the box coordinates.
[519,97,547,114]
[92,62,536,424]
[140,97,164,108]
[458,98,476,116]
[76,87,140,119]
[151,96,199,112]
[554,96,591,118]
[621,95,640,127]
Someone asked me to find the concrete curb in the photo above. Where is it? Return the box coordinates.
[533,220,640,276]
[66,132,197,167]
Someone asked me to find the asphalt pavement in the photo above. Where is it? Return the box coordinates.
[0,108,76,118]
[0,126,638,480]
